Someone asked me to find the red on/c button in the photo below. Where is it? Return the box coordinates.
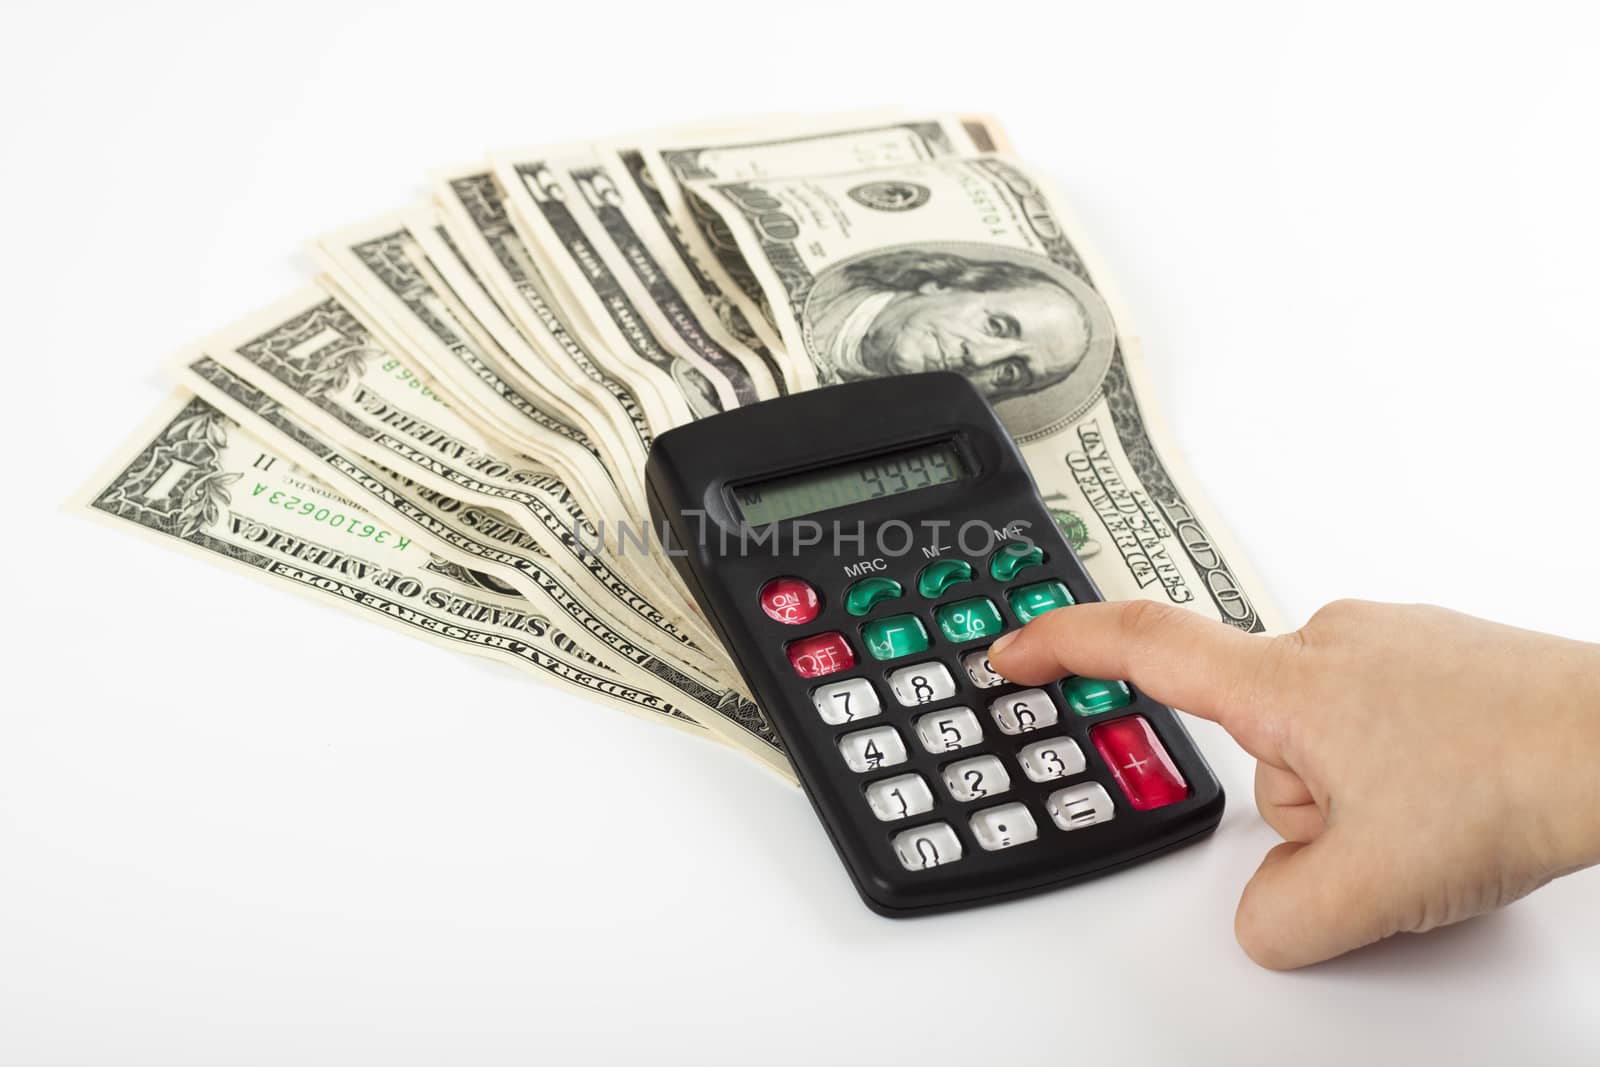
[1090,715,1189,810]
[786,632,855,678]
[760,576,820,625]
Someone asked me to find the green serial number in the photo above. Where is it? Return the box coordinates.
[252,484,412,549]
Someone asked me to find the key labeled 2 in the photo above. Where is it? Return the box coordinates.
[942,755,1010,802]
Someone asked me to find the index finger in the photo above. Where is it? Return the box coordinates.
[986,600,1288,760]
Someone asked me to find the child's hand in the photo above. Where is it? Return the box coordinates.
[986,599,1600,969]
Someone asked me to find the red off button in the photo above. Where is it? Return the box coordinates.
[1090,715,1188,810]
[786,632,855,678]
[760,576,820,625]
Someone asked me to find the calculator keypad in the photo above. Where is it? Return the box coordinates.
[988,688,1060,735]
[760,551,1169,882]
[812,678,881,725]
[942,755,1010,802]
[914,707,983,754]
[888,661,957,706]
[866,774,935,821]
[969,803,1038,851]
[839,725,907,773]
[892,823,963,871]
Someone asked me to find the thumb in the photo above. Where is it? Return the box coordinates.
[1234,834,1403,969]
[986,600,1288,760]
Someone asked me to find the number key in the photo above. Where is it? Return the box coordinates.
[989,688,1060,735]
[1016,737,1086,782]
[810,678,881,725]
[913,707,983,753]
[892,823,963,871]
[864,773,935,822]
[838,725,907,773]
[887,661,957,706]
[961,648,1007,688]
[942,755,1010,802]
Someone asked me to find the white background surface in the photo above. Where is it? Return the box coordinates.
[4,2,1598,1063]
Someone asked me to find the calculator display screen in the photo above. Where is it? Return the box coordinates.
[732,440,970,525]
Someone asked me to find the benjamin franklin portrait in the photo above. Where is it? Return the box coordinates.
[801,243,1117,438]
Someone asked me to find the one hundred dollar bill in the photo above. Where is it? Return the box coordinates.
[687,154,1278,632]
[636,114,1008,363]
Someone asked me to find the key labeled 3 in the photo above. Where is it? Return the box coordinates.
[1017,737,1085,782]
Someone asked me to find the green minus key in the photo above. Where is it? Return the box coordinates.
[1008,580,1075,623]
[1062,676,1132,716]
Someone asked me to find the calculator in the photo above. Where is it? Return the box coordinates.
[646,372,1224,916]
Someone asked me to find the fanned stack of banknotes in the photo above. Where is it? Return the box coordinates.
[79,112,1275,783]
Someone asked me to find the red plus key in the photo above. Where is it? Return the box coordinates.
[759,576,820,625]
[1090,715,1189,810]
[786,632,855,678]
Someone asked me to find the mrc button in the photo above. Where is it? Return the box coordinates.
[844,576,902,616]
[759,576,820,625]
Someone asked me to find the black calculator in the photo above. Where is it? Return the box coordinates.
[646,372,1223,916]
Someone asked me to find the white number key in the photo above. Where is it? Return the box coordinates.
[1017,737,1086,782]
[969,802,1039,851]
[914,707,983,753]
[942,754,1010,802]
[811,678,881,725]
[892,823,963,871]
[865,774,935,821]
[988,688,1060,735]
[838,725,907,773]
[887,661,957,706]
[961,649,1006,688]
[1047,782,1116,831]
